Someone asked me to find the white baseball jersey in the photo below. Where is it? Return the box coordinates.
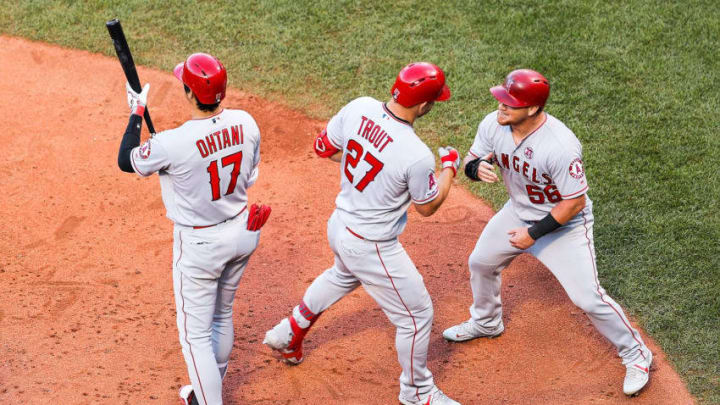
[130,109,261,227]
[468,111,592,222]
[460,110,650,371]
[326,97,439,240]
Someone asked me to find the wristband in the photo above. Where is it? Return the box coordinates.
[528,213,562,240]
[442,162,457,177]
[464,158,482,181]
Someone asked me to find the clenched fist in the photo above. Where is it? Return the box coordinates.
[438,146,461,177]
[126,82,150,116]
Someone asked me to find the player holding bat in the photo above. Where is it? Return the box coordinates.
[116,52,271,405]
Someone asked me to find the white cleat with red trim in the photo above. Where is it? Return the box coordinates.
[263,317,307,365]
[399,386,461,405]
[623,350,653,395]
[442,319,504,342]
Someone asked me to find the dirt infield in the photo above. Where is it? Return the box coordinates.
[0,36,695,404]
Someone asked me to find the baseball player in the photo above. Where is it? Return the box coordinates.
[263,62,462,405]
[442,69,653,396]
[117,53,271,405]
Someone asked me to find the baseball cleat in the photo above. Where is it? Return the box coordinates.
[399,386,461,405]
[263,317,307,364]
[442,319,504,342]
[179,385,199,405]
[623,350,653,395]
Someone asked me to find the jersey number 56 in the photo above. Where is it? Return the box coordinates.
[526,184,562,204]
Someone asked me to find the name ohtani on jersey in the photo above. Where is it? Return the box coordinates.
[130,109,261,227]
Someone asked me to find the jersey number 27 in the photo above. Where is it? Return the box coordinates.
[344,140,384,192]
[207,151,243,201]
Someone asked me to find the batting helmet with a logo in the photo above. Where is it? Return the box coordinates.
[391,62,451,108]
[174,53,227,105]
[490,69,549,108]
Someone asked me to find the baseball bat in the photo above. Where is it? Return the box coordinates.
[106,18,156,134]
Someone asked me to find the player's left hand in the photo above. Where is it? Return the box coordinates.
[508,227,535,249]
[126,82,150,114]
[438,146,461,177]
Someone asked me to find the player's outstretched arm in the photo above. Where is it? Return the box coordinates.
[117,83,150,172]
[414,146,460,217]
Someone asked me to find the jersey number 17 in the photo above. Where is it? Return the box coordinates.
[207,151,243,201]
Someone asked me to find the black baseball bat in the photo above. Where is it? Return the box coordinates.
[106,18,156,134]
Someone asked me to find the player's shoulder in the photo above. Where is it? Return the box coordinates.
[543,113,581,148]
[344,96,381,110]
[481,110,499,124]
[222,108,257,124]
[150,125,183,145]
[477,110,500,132]
[400,134,434,167]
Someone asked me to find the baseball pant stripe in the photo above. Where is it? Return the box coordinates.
[581,213,647,360]
[375,243,418,390]
[178,232,208,405]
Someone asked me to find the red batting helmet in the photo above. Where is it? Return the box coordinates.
[490,69,550,108]
[174,53,227,104]
[391,62,451,107]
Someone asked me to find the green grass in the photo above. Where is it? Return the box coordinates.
[2,0,718,402]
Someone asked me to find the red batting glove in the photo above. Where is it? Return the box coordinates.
[247,203,272,231]
[126,82,150,116]
[438,146,460,177]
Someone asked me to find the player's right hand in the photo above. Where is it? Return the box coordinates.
[438,146,461,177]
[475,152,499,183]
[126,82,150,115]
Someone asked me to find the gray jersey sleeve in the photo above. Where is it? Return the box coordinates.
[245,116,261,188]
[325,102,349,149]
[408,154,440,204]
[130,134,171,177]
[550,145,589,199]
[468,113,496,159]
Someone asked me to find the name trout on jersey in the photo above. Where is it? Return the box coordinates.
[314,116,394,158]
[196,124,244,158]
[357,116,394,152]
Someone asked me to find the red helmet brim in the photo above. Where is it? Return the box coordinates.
[173,62,184,82]
[436,84,451,102]
[490,85,527,108]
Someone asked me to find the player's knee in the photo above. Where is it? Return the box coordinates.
[468,251,496,275]
[568,292,600,314]
[395,301,432,332]
[411,296,434,324]
[417,303,433,328]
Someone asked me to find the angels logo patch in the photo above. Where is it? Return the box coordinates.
[524,146,534,160]
[139,140,151,159]
[569,158,584,179]
[505,77,515,91]
[428,172,437,190]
